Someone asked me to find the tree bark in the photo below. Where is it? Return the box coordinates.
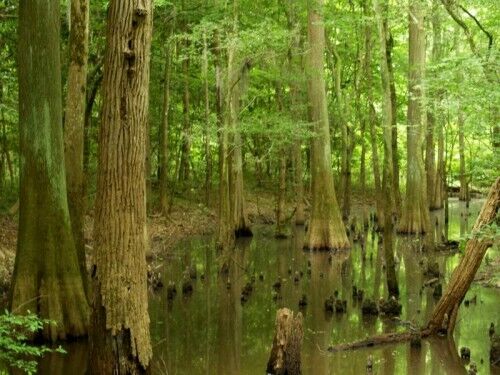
[159,24,173,216]
[267,308,303,375]
[398,0,430,234]
[362,11,383,224]
[89,1,153,373]
[374,0,396,229]
[430,7,445,210]
[226,0,252,238]
[178,37,191,185]
[64,0,89,282]
[328,177,499,352]
[203,29,212,206]
[386,32,402,214]
[214,28,234,251]
[458,109,469,201]
[11,0,89,341]
[304,0,349,250]
[426,177,499,334]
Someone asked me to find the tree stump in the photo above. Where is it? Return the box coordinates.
[266,308,303,375]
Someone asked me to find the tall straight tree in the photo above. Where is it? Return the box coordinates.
[89,0,153,373]
[374,0,395,225]
[215,28,234,250]
[304,0,349,250]
[11,0,89,341]
[64,0,90,284]
[398,0,430,234]
[227,0,252,237]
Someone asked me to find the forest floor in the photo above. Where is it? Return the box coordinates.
[1,190,497,301]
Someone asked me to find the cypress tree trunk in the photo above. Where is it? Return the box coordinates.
[304,0,349,250]
[89,1,153,373]
[202,30,212,206]
[227,0,252,237]
[363,13,383,224]
[331,45,352,222]
[374,0,396,229]
[398,0,430,234]
[11,0,89,341]
[458,109,469,202]
[178,37,191,185]
[430,7,445,210]
[386,33,401,214]
[275,153,287,238]
[425,113,436,209]
[374,0,399,296]
[215,29,234,250]
[159,25,172,216]
[286,3,305,226]
[64,0,89,278]
[433,120,445,209]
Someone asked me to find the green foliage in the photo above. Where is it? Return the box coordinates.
[0,310,66,374]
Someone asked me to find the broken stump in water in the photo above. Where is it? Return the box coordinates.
[266,308,303,375]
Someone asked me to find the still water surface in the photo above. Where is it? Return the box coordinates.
[34,199,500,374]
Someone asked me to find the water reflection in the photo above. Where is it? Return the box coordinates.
[27,199,498,375]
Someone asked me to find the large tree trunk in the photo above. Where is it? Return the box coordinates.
[304,0,349,250]
[11,0,89,341]
[89,1,153,373]
[398,0,430,234]
[267,308,303,375]
[64,0,89,281]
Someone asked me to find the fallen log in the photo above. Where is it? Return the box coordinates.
[327,177,499,352]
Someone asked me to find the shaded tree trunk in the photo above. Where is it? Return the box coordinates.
[89,1,153,373]
[226,0,252,238]
[374,0,396,229]
[267,308,303,375]
[458,109,469,202]
[430,7,445,210]
[64,0,89,281]
[398,0,430,234]
[386,32,401,214]
[426,112,436,209]
[178,37,191,185]
[304,0,349,250]
[159,26,173,216]
[362,11,383,224]
[275,153,287,238]
[202,30,212,206]
[214,29,234,250]
[11,0,89,341]
[286,3,305,226]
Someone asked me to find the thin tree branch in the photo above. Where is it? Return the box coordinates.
[458,4,493,51]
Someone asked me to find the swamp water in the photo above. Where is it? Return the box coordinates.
[25,199,500,374]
